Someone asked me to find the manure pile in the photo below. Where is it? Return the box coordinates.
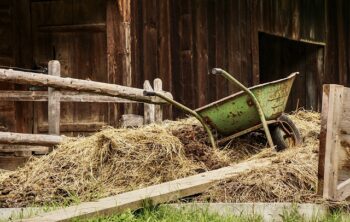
[197,111,320,203]
[0,111,320,207]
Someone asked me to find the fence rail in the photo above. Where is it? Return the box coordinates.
[0,60,172,170]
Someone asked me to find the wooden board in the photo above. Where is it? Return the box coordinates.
[0,132,62,145]
[0,144,49,153]
[318,84,350,200]
[19,159,271,222]
[0,69,171,104]
[0,90,139,103]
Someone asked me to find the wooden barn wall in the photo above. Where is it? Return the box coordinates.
[131,0,325,118]
[0,0,328,132]
[325,0,350,86]
[0,0,33,133]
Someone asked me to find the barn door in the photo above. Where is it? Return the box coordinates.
[31,0,108,135]
[259,33,324,111]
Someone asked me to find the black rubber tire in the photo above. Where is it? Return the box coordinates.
[271,114,302,151]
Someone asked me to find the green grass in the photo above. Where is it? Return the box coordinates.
[76,205,263,222]
[74,205,350,222]
[280,207,350,222]
[4,202,350,222]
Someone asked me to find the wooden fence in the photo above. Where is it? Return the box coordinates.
[318,84,350,200]
[0,60,172,170]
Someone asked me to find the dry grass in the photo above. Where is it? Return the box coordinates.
[0,119,235,208]
[197,110,321,203]
[0,110,321,207]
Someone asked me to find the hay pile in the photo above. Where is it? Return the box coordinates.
[0,111,320,207]
[196,110,320,203]
[0,119,237,208]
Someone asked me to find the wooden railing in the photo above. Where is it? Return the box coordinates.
[0,60,172,168]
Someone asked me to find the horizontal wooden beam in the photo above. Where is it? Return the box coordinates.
[38,122,106,132]
[0,69,172,104]
[38,23,106,33]
[19,159,271,222]
[0,90,140,103]
[0,144,50,153]
[0,132,62,145]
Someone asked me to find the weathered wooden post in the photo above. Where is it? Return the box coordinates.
[154,78,163,123]
[143,80,155,124]
[318,84,350,201]
[48,60,61,136]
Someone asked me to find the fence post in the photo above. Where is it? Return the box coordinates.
[153,78,163,123]
[143,80,155,124]
[48,60,61,136]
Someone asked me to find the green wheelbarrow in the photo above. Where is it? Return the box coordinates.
[144,68,302,151]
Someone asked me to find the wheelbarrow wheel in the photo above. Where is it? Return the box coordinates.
[271,114,302,151]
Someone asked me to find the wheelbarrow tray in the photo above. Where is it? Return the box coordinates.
[195,72,298,137]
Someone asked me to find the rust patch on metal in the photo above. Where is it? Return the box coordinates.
[203,116,219,130]
[228,110,243,119]
[247,98,254,107]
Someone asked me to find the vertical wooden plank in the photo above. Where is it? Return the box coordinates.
[179,0,195,109]
[320,84,344,199]
[0,1,17,132]
[206,0,217,102]
[215,0,228,99]
[153,78,163,123]
[250,0,260,85]
[48,60,60,135]
[239,0,250,87]
[121,0,132,114]
[143,80,155,124]
[142,0,158,81]
[226,0,241,93]
[318,85,330,195]
[336,1,347,86]
[324,0,339,85]
[130,0,141,116]
[170,0,181,117]
[158,0,172,118]
[193,0,208,107]
[107,0,131,125]
[291,0,301,40]
[13,0,33,133]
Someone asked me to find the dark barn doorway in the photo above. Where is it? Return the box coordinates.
[259,33,324,111]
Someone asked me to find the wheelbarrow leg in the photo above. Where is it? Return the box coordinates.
[143,91,217,149]
[211,68,275,148]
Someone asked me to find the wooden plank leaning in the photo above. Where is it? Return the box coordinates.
[19,159,271,222]
[318,84,350,200]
